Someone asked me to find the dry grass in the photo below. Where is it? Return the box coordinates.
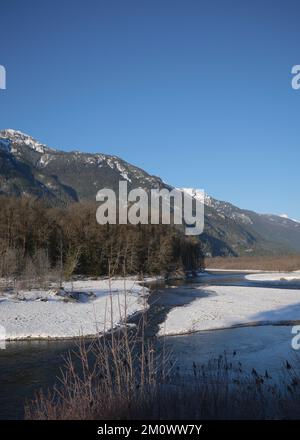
[25,323,171,420]
[206,255,300,271]
[25,332,300,420]
[25,284,171,420]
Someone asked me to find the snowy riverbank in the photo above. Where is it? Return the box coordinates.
[158,282,300,336]
[0,278,148,340]
[245,271,300,284]
[205,268,265,273]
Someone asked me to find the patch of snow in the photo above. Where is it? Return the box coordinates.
[231,212,253,225]
[0,129,55,154]
[0,278,148,340]
[278,214,300,224]
[38,154,52,167]
[245,271,300,284]
[178,188,205,203]
[120,172,131,182]
[158,284,300,336]
[106,158,132,182]
[205,268,265,273]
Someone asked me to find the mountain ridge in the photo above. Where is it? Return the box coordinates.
[1,128,300,256]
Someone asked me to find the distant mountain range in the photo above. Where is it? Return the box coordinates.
[1,128,300,256]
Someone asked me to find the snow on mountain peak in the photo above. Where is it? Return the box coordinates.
[0,129,54,154]
[178,188,208,204]
[279,214,300,224]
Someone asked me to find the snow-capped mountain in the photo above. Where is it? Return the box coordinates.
[279,214,300,224]
[179,188,300,255]
[0,129,167,203]
[1,129,300,256]
[0,129,54,154]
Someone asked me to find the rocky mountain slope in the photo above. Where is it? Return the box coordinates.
[1,129,299,256]
[0,129,167,205]
[202,194,300,256]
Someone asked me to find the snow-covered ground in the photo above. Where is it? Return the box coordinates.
[0,278,148,340]
[205,268,265,273]
[246,271,300,284]
[158,284,300,336]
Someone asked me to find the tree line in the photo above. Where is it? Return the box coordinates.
[0,196,204,285]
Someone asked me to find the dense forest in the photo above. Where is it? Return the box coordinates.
[0,196,204,286]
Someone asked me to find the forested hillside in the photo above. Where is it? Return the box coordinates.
[0,196,203,283]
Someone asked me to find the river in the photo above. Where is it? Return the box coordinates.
[0,271,299,419]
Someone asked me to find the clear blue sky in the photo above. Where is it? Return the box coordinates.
[1,0,300,219]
